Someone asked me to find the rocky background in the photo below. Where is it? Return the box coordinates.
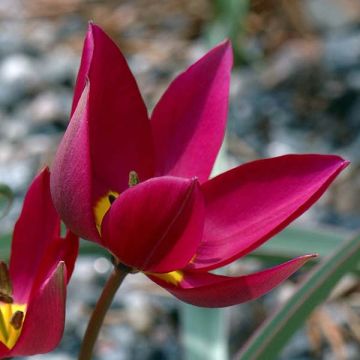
[0,0,359,359]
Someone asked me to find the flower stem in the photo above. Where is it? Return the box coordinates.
[78,266,128,360]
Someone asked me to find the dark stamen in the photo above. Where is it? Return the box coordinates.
[0,262,12,301]
[10,311,24,330]
[108,194,116,204]
[0,292,13,304]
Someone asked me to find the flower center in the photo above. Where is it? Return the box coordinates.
[93,171,140,235]
[0,303,26,349]
[94,190,119,234]
[0,261,26,349]
[94,172,184,281]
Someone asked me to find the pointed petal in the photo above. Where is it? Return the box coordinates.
[191,154,348,270]
[151,41,232,182]
[9,168,61,302]
[52,24,155,240]
[50,83,99,241]
[70,22,94,116]
[10,263,66,357]
[80,23,154,191]
[149,255,315,307]
[102,176,205,273]
[30,229,79,295]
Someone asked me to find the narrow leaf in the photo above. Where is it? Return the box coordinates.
[251,226,349,262]
[234,233,360,360]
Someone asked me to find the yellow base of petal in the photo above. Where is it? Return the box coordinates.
[149,271,184,286]
[0,303,26,349]
[94,191,119,235]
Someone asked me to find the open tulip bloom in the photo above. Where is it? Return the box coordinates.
[0,169,78,358]
[51,24,348,308]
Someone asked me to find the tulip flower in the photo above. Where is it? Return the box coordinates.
[0,169,78,357]
[50,24,348,307]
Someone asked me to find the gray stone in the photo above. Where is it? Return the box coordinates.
[26,90,72,125]
[324,31,360,70]
[0,54,41,92]
[305,0,360,30]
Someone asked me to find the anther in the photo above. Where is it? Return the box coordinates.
[10,311,24,330]
[108,194,116,204]
[0,262,12,302]
[0,293,13,304]
[128,171,139,187]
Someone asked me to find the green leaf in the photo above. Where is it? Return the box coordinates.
[182,305,228,360]
[251,226,349,263]
[0,236,108,263]
[0,184,13,220]
[206,0,250,64]
[234,232,360,360]
[79,239,108,256]
[0,233,11,260]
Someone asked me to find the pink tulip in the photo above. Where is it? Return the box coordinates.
[51,24,348,307]
[0,169,78,357]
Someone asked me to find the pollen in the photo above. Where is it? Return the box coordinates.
[94,191,119,235]
[128,171,140,187]
[0,303,26,349]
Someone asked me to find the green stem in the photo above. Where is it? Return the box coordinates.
[78,266,128,360]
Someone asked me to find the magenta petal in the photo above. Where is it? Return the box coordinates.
[10,263,66,357]
[149,255,315,307]
[50,83,99,241]
[0,343,8,357]
[191,154,348,270]
[102,176,205,273]
[9,168,61,302]
[30,230,79,295]
[52,23,155,240]
[82,23,154,193]
[151,41,232,182]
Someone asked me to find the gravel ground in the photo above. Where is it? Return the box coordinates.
[0,1,359,359]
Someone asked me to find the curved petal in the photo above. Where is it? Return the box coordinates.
[82,23,154,193]
[52,24,155,240]
[50,83,99,241]
[191,154,348,270]
[102,176,205,273]
[9,263,66,357]
[151,41,232,182]
[9,168,60,302]
[149,255,315,307]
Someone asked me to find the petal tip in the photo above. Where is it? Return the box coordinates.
[86,21,95,36]
[341,159,350,169]
[40,166,50,177]
[295,254,318,267]
[304,253,318,260]
[212,39,233,63]
[222,38,232,50]
[328,155,350,174]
